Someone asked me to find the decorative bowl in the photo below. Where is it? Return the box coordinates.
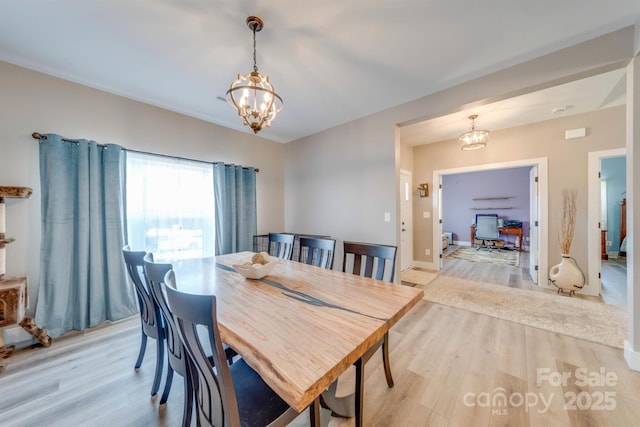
[232,259,279,279]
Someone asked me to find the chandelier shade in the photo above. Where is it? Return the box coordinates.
[459,114,489,150]
[226,16,283,134]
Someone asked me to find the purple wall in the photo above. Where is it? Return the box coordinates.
[442,167,531,247]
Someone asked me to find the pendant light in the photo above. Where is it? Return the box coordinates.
[226,16,283,134]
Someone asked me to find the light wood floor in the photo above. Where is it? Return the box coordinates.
[2,257,639,426]
[601,257,627,307]
[442,246,607,304]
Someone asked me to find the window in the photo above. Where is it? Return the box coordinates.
[125,152,215,261]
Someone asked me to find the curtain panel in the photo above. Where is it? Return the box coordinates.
[35,134,137,337]
[214,163,257,254]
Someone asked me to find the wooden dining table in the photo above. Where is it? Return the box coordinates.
[171,251,424,423]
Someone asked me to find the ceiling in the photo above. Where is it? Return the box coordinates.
[400,68,628,146]
[1,1,639,144]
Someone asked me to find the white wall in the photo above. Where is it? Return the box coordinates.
[284,26,637,275]
[284,117,398,270]
[624,36,640,369]
[0,60,286,318]
[413,107,626,283]
[1,24,639,367]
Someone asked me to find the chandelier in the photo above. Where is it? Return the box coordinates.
[459,114,489,150]
[226,16,283,134]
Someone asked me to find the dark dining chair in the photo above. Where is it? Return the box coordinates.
[144,255,237,427]
[143,254,192,426]
[267,232,295,260]
[298,237,336,269]
[342,241,398,427]
[163,278,318,427]
[122,246,164,397]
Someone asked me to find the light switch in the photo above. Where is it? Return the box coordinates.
[384,212,391,222]
[423,211,430,219]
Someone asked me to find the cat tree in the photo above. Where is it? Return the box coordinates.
[0,186,50,372]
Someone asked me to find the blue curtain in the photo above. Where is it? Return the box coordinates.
[35,134,137,338]
[214,163,257,254]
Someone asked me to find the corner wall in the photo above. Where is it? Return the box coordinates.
[412,107,625,283]
[0,60,286,323]
[285,27,636,277]
[624,28,640,370]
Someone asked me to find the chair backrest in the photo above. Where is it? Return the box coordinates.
[143,254,187,376]
[342,241,397,282]
[163,277,240,427]
[475,214,500,239]
[267,233,295,260]
[122,246,162,338]
[299,237,336,269]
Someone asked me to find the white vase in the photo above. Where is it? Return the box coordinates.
[549,254,584,294]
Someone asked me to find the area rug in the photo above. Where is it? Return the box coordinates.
[419,276,627,349]
[445,246,519,267]
[400,269,438,286]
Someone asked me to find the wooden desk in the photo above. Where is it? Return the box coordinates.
[470,225,523,251]
[171,252,423,416]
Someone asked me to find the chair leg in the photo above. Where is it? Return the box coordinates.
[182,367,194,427]
[134,333,148,370]
[224,345,236,365]
[309,398,321,427]
[382,332,394,388]
[160,364,174,405]
[151,337,164,396]
[354,358,364,427]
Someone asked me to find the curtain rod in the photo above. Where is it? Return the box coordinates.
[32,132,88,145]
[32,132,259,172]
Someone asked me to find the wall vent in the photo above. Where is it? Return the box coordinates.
[565,128,587,140]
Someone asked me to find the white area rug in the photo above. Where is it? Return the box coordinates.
[420,276,627,349]
[400,269,438,286]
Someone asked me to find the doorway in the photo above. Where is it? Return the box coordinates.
[432,157,548,287]
[587,148,627,303]
[400,170,413,271]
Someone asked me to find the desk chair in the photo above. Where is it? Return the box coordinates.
[298,237,336,269]
[122,246,164,397]
[163,278,319,427]
[342,241,397,427]
[267,233,295,260]
[474,214,503,252]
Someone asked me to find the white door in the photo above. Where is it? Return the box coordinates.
[529,166,539,283]
[400,170,413,271]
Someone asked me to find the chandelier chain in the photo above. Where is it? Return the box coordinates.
[253,28,258,72]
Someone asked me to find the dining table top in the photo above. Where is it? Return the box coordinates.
[171,251,424,413]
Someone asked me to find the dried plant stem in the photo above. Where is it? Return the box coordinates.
[560,188,577,254]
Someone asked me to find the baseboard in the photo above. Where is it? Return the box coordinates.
[2,325,35,349]
[539,281,556,291]
[577,285,600,296]
[413,260,438,270]
[624,340,640,371]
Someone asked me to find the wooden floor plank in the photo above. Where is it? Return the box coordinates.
[2,257,639,426]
